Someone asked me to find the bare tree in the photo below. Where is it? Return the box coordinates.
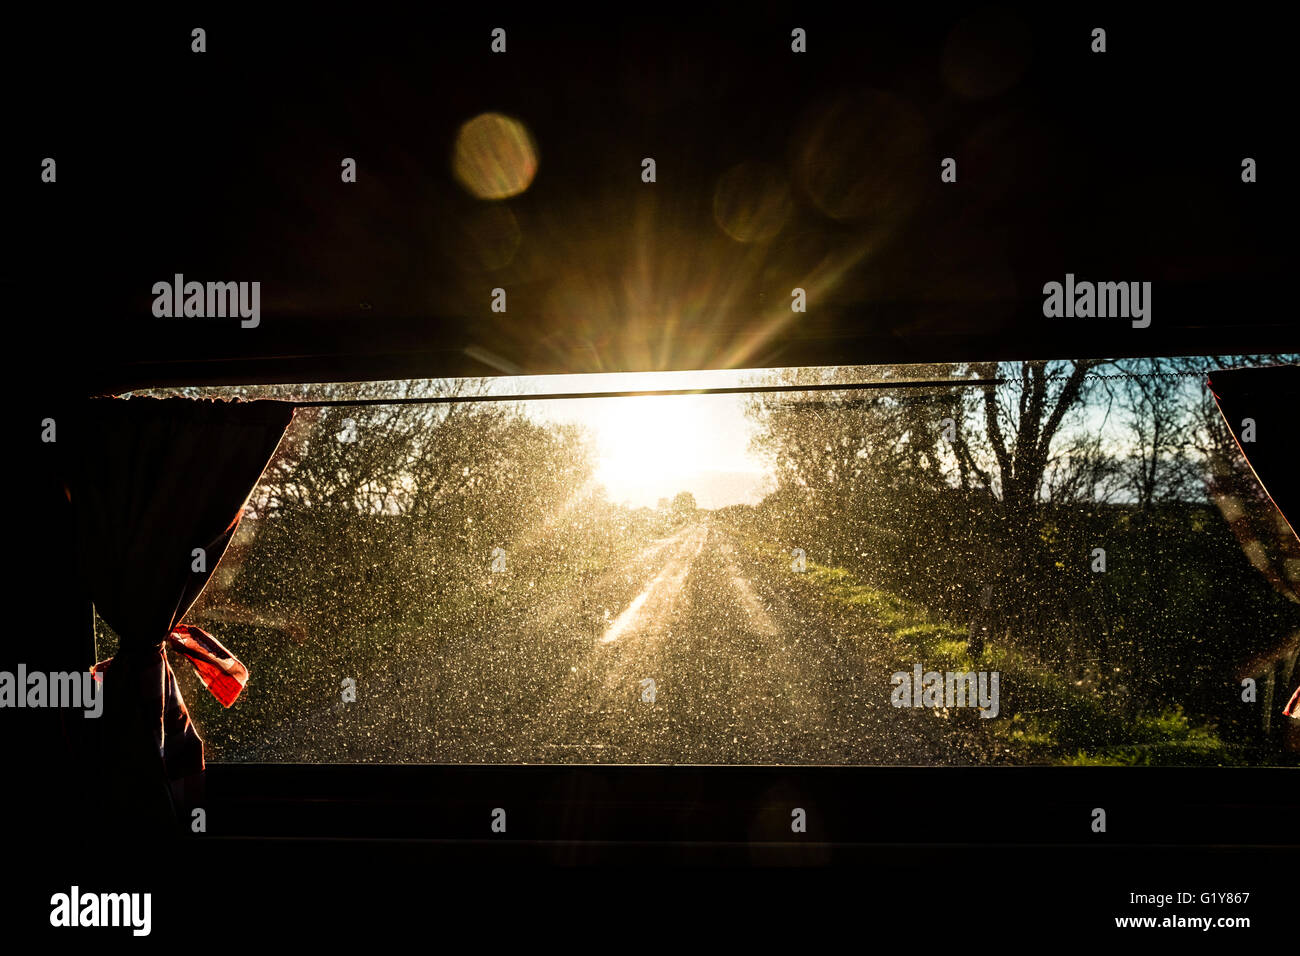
[1112,358,1200,510]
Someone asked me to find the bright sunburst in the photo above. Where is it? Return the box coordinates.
[568,392,770,510]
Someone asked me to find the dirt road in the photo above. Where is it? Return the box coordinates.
[251,518,949,764]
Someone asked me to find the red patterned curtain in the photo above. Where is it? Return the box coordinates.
[62,396,295,827]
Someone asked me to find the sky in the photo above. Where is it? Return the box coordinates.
[132,357,1297,511]
[518,371,774,510]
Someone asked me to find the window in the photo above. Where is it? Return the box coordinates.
[95,355,1300,765]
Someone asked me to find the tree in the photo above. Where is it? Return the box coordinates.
[671,491,697,515]
[1110,357,1200,511]
[961,360,1105,656]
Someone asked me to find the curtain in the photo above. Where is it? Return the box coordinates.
[1207,365,1299,722]
[1208,365,1299,545]
[63,396,295,828]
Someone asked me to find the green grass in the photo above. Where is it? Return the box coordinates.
[744,533,1241,766]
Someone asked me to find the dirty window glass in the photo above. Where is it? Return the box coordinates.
[96,355,1300,765]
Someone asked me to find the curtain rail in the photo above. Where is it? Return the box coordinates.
[287,378,1007,408]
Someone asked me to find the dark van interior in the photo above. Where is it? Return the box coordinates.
[9,5,1296,939]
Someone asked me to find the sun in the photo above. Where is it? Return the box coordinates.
[536,382,774,510]
[592,396,697,503]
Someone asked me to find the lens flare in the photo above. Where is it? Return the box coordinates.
[452,112,538,200]
[443,203,522,272]
[793,90,928,223]
[713,161,792,243]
